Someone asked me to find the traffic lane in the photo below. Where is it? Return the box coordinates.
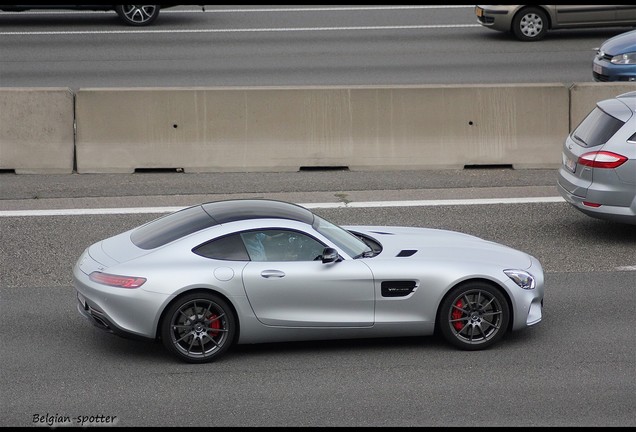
[0,5,474,32]
[2,202,635,290]
[0,169,559,201]
[0,6,623,87]
[1,271,634,427]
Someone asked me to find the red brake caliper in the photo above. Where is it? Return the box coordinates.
[451,299,464,331]
[208,314,221,337]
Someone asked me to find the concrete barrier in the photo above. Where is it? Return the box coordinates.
[75,84,569,173]
[0,88,74,174]
[3,83,635,174]
[569,82,636,130]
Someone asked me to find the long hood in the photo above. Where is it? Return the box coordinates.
[345,225,533,269]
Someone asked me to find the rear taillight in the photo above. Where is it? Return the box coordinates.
[89,272,146,289]
[578,151,628,169]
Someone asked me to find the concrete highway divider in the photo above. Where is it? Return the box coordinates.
[569,82,636,129]
[2,83,635,174]
[0,88,74,174]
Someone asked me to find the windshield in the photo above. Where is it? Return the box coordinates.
[312,215,372,259]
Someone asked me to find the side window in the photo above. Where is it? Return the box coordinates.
[193,234,250,261]
[240,229,326,262]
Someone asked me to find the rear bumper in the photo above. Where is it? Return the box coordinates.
[76,292,153,341]
[557,181,636,224]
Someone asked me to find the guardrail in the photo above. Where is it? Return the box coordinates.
[1,83,635,174]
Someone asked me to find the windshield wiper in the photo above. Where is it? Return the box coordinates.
[353,250,376,259]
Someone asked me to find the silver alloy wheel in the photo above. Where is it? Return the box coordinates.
[115,5,160,26]
[512,7,549,41]
[519,13,544,39]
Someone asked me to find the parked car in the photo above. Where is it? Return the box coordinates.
[73,199,545,363]
[475,5,636,41]
[557,91,636,224]
[0,4,197,26]
[593,29,636,82]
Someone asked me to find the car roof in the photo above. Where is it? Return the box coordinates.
[616,91,636,110]
[130,199,315,250]
[201,199,315,225]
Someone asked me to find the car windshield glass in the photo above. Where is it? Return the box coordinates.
[312,215,371,259]
[572,107,625,148]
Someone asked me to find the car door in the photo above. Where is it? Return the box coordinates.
[554,5,617,25]
[240,229,375,327]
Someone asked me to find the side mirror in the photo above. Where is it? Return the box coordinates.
[321,247,340,264]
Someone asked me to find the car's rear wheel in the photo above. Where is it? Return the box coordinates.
[438,282,510,350]
[512,7,548,41]
[161,292,236,363]
[115,5,161,26]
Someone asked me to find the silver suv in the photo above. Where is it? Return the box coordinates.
[557,91,636,224]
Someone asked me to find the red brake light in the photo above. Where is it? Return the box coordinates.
[578,151,628,169]
[89,272,146,289]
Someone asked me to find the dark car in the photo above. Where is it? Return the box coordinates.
[0,4,198,26]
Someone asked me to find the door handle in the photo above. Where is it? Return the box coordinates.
[260,269,286,278]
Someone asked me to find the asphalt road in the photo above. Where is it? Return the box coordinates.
[0,5,630,88]
[1,5,635,428]
[1,169,635,427]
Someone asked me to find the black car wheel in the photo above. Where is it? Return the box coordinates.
[438,282,510,350]
[512,7,548,41]
[161,292,236,363]
[115,5,161,26]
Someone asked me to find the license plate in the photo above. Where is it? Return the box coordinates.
[476,7,483,17]
[593,63,603,74]
[564,154,577,173]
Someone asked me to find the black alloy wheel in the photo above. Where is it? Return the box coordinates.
[438,282,510,350]
[161,292,236,363]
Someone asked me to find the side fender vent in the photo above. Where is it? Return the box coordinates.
[381,280,418,297]
[396,249,417,257]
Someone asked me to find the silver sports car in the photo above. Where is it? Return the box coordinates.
[73,199,545,363]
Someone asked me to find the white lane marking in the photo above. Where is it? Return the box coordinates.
[615,266,636,271]
[0,24,480,36]
[0,6,472,15]
[0,196,565,217]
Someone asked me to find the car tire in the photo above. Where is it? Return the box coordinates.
[115,5,161,26]
[161,292,236,363]
[511,7,548,41]
[438,282,510,350]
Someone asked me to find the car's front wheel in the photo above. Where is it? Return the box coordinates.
[161,292,236,363]
[115,5,161,26]
[511,7,548,41]
[438,282,510,350]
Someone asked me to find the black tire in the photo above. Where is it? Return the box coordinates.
[438,282,510,350]
[115,5,161,26]
[511,7,548,41]
[161,292,236,363]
